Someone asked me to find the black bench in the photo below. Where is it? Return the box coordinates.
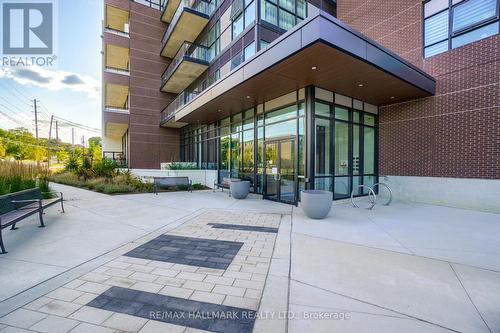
[0,188,64,254]
[153,177,192,195]
[214,177,233,194]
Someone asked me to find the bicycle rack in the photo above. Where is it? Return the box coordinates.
[351,183,393,209]
[372,182,393,206]
[351,185,376,210]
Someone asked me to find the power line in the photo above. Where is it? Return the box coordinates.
[0,96,32,119]
[0,110,27,127]
[0,81,32,106]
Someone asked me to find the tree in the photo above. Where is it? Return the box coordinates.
[0,141,6,158]
[88,137,102,163]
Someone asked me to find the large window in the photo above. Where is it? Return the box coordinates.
[314,101,378,199]
[424,0,499,57]
[260,0,306,30]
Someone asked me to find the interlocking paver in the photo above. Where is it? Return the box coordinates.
[46,288,84,302]
[69,322,115,333]
[212,285,246,297]
[138,320,185,333]
[88,287,256,333]
[29,315,79,333]
[9,211,281,333]
[223,296,260,310]
[182,280,215,292]
[176,272,206,282]
[102,312,148,332]
[124,235,244,270]
[189,291,225,304]
[158,285,194,299]
[37,299,82,317]
[0,309,47,329]
[69,306,114,325]
[203,275,235,286]
[76,282,110,295]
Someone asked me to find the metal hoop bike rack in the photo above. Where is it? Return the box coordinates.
[372,182,393,206]
[351,183,393,209]
[350,185,377,210]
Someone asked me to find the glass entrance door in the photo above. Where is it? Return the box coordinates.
[264,139,296,204]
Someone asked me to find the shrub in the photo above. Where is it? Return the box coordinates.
[165,162,198,170]
[50,172,86,187]
[0,161,46,195]
[176,184,188,191]
[95,184,133,194]
[93,158,118,178]
[65,157,79,171]
[192,183,205,190]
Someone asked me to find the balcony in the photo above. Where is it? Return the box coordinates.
[160,91,192,127]
[105,83,129,111]
[161,42,209,94]
[160,0,213,58]
[105,44,130,76]
[161,0,182,23]
[105,5,129,35]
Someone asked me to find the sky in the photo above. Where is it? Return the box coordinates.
[0,0,103,144]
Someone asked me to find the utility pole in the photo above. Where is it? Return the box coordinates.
[71,128,75,157]
[55,120,59,142]
[47,115,53,168]
[33,99,39,142]
[33,99,40,166]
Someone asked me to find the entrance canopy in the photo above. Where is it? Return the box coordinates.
[171,9,435,125]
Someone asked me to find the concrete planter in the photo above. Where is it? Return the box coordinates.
[300,190,332,219]
[230,180,250,199]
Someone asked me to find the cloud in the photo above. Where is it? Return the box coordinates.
[0,67,100,99]
[62,74,85,85]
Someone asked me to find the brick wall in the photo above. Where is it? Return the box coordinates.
[338,0,500,179]
[104,0,180,169]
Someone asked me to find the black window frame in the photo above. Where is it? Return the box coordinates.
[423,0,500,58]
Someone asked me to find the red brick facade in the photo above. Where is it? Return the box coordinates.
[338,0,500,179]
[104,0,179,169]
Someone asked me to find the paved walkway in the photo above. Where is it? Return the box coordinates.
[0,184,499,333]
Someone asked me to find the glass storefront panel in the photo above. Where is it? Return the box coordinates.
[178,88,377,203]
[265,105,296,124]
[315,117,331,177]
[264,119,296,140]
[364,126,375,174]
[334,176,350,199]
[334,121,349,176]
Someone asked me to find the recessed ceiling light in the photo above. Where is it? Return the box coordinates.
[358,83,364,87]
[311,66,317,70]
[218,109,222,112]
[390,96,395,99]
[246,95,251,99]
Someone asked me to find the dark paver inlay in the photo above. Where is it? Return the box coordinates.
[124,234,244,269]
[208,223,279,233]
[87,286,256,333]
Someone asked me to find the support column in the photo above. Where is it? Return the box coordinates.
[305,86,315,190]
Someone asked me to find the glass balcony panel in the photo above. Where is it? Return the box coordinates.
[161,0,214,58]
[161,42,209,93]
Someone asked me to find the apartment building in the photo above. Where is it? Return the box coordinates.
[102,0,499,209]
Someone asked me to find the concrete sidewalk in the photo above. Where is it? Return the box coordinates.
[289,201,500,333]
[0,184,499,333]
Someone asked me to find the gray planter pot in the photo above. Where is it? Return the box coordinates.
[230,180,250,199]
[300,190,333,219]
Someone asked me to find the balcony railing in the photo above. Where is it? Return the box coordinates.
[161,42,209,88]
[161,0,214,47]
[160,71,219,124]
[103,151,128,168]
